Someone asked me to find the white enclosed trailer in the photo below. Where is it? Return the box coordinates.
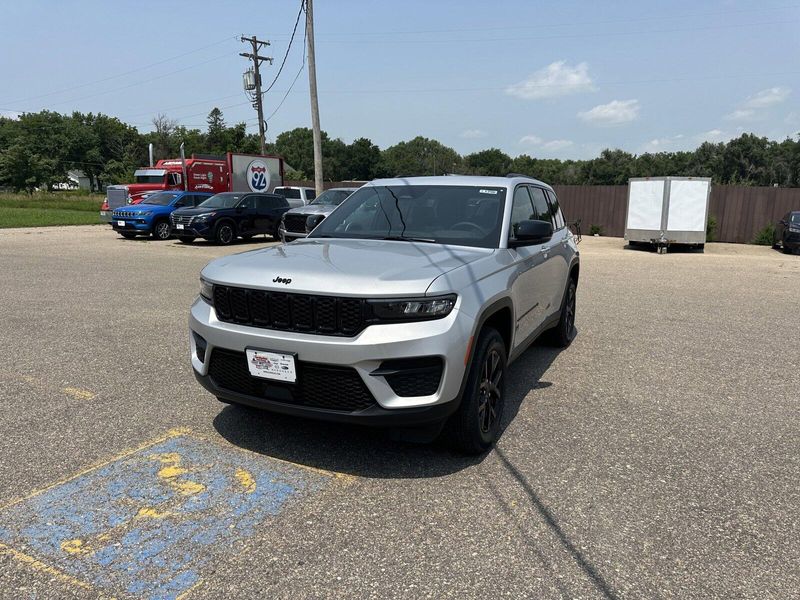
[624,176,711,253]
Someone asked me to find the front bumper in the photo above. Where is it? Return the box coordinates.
[784,232,800,249]
[111,218,152,233]
[189,296,472,423]
[172,220,213,238]
[278,226,307,242]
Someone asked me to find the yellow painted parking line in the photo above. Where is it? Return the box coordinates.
[0,427,191,513]
[0,542,114,599]
[63,387,95,401]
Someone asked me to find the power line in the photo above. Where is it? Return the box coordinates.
[263,2,305,94]
[263,3,800,39]
[265,10,307,123]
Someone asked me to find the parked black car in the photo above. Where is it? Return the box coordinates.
[170,192,290,245]
[773,211,800,254]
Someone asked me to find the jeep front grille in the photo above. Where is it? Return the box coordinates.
[113,210,139,218]
[212,285,366,336]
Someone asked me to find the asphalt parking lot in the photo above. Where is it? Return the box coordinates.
[0,225,798,599]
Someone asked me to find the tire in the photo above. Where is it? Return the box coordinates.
[178,236,196,244]
[782,244,793,254]
[443,327,507,455]
[546,277,577,348]
[215,222,235,245]
[152,219,171,240]
[119,232,137,239]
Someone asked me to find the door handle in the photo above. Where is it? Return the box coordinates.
[540,245,550,253]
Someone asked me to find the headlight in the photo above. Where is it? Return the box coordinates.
[195,212,214,220]
[139,211,152,216]
[199,278,213,303]
[368,294,456,322]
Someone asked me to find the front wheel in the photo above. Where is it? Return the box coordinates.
[152,220,171,240]
[215,222,235,245]
[443,327,507,455]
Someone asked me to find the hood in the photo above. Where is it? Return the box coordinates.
[284,204,338,217]
[172,206,229,217]
[202,238,493,297]
[111,203,157,214]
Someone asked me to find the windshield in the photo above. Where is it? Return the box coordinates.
[197,193,243,209]
[274,187,301,199]
[135,175,165,184]
[141,192,180,206]
[792,213,800,224]
[308,185,506,249]
[311,189,353,206]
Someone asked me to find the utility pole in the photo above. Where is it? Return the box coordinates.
[240,35,273,155]
[305,0,323,195]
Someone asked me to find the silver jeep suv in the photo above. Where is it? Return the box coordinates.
[189,175,579,454]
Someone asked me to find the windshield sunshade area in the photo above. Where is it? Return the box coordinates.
[141,192,180,206]
[197,193,243,209]
[308,185,506,249]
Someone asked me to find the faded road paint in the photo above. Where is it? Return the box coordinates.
[63,387,95,401]
[0,433,328,600]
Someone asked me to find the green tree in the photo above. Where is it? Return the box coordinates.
[0,143,58,192]
[464,148,512,176]
[380,136,462,177]
[342,137,381,180]
[206,107,226,153]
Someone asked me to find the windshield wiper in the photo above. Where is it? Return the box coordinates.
[380,235,436,243]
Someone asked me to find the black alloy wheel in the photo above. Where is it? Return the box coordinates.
[152,220,171,240]
[216,223,234,245]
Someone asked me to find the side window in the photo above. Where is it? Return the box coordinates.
[545,190,565,229]
[194,195,207,207]
[510,186,534,238]
[239,195,256,209]
[306,189,316,200]
[529,186,553,226]
[174,195,190,208]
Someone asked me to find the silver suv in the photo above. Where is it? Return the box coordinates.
[279,187,358,242]
[189,176,579,454]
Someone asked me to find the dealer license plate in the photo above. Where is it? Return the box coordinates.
[245,349,297,383]
[175,223,184,230]
[117,220,125,227]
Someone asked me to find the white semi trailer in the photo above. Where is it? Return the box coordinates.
[624,176,711,253]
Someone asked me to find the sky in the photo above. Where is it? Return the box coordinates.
[1,0,799,160]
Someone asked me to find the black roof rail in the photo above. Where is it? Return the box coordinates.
[506,173,533,179]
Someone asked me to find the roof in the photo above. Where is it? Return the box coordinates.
[367,174,553,190]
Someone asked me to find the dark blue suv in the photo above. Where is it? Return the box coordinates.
[169,192,291,245]
[111,191,213,240]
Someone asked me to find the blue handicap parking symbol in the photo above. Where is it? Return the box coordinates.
[0,431,328,599]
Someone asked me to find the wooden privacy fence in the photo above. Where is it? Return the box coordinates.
[286,181,800,244]
[554,184,800,244]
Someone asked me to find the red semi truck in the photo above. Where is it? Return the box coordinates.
[100,151,285,219]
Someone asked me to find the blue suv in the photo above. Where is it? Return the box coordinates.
[111,191,214,240]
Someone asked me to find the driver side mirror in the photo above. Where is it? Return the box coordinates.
[510,219,553,247]
[306,214,326,233]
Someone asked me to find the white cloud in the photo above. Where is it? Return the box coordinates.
[505,61,594,100]
[542,139,573,151]
[518,135,573,153]
[641,135,684,153]
[724,108,756,121]
[459,129,487,139]
[695,129,732,143]
[519,135,543,145]
[743,86,790,109]
[578,99,640,126]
